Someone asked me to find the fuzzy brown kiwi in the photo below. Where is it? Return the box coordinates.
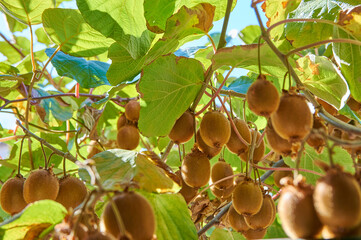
[0,175,27,215]
[181,148,210,188]
[242,228,267,240]
[124,100,140,122]
[239,130,265,164]
[176,170,198,204]
[265,121,292,156]
[211,160,234,190]
[169,111,194,144]
[211,184,234,200]
[117,125,140,150]
[246,74,280,117]
[55,176,87,209]
[313,166,361,230]
[102,191,155,240]
[199,110,231,148]
[232,179,263,216]
[226,118,251,155]
[273,166,293,188]
[270,92,313,142]
[117,114,127,130]
[306,117,326,153]
[278,180,323,239]
[228,204,250,232]
[196,130,222,159]
[244,194,276,229]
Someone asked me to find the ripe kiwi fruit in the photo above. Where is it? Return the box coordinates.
[181,148,210,188]
[124,100,140,122]
[117,114,127,130]
[278,180,323,239]
[242,228,267,240]
[306,117,326,153]
[273,165,293,188]
[228,204,250,232]
[271,92,313,142]
[211,184,234,200]
[232,179,263,216]
[55,175,87,209]
[244,194,276,229]
[0,175,27,215]
[246,74,280,117]
[199,110,231,148]
[169,111,194,144]
[226,118,251,155]
[23,168,59,204]
[211,160,234,190]
[239,130,265,164]
[176,170,198,204]
[313,166,361,230]
[265,121,292,156]
[102,191,155,240]
[117,125,140,150]
[196,130,221,159]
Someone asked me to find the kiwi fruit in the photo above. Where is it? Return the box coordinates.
[177,170,198,204]
[226,118,251,155]
[23,168,59,204]
[265,121,292,156]
[55,176,87,209]
[211,160,234,190]
[199,110,231,148]
[181,148,210,188]
[239,130,265,164]
[244,194,275,229]
[117,125,140,150]
[271,92,313,142]
[232,179,263,216]
[196,130,222,159]
[278,180,323,239]
[306,117,326,153]
[242,228,267,240]
[246,74,280,117]
[102,191,155,240]
[169,111,194,144]
[0,175,27,215]
[211,184,234,200]
[228,205,250,232]
[313,166,361,230]
[117,114,127,130]
[273,166,293,188]
[124,100,140,122]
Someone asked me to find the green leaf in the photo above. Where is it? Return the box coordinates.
[138,55,203,137]
[0,0,54,25]
[35,28,52,45]
[0,75,21,93]
[42,9,113,57]
[0,63,19,75]
[239,25,262,44]
[79,149,179,192]
[5,14,27,32]
[0,41,26,64]
[76,0,152,59]
[45,48,110,88]
[284,145,354,185]
[333,28,361,102]
[142,192,198,240]
[264,218,288,238]
[0,200,67,240]
[210,228,244,240]
[295,54,349,109]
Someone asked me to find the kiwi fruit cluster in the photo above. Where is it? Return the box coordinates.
[101,191,155,239]
[210,159,235,201]
[117,100,140,150]
[0,168,87,214]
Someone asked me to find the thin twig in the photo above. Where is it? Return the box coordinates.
[161,140,174,162]
[0,32,25,58]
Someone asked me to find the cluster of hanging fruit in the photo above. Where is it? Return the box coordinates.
[278,164,361,239]
[117,100,141,150]
[0,167,87,215]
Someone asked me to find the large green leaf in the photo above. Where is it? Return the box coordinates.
[239,25,262,44]
[42,9,113,57]
[0,200,67,240]
[5,14,27,32]
[79,149,180,192]
[295,54,349,109]
[138,55,204,137]
[45,48,110,88]
[0,75,21,93]
[284,145,354,185]
[0,63,19,75]
[142,192,198,240]
[76,0,152,59]
[332,27,361,102]
[0,40,28,64]
[0,0,54,25]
